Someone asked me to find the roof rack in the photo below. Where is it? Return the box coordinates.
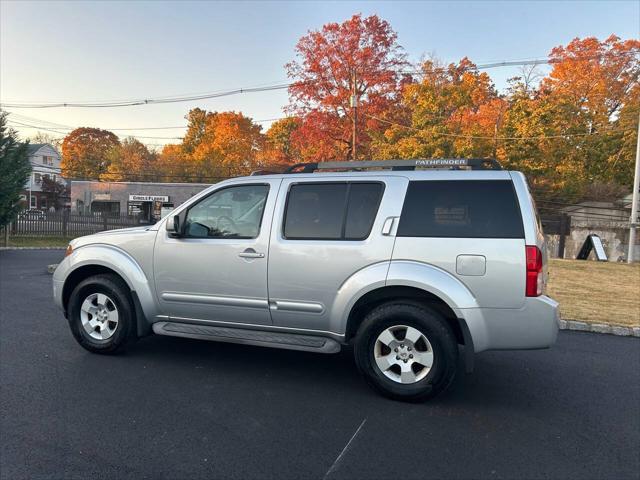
[282,158,502,174]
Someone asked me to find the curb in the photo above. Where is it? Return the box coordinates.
[559,319,640,338]
[0,247,66,250]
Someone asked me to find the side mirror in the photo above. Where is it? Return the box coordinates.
[166,215,181,235]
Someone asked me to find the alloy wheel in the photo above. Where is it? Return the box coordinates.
[80,293,119,340]
[373,325,434,384]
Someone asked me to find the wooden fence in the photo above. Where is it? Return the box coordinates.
[9,212,151,237]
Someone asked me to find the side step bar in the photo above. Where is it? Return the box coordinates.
[152,322,341,354]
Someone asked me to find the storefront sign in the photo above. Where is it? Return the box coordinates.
[94,193,111,200]
[128,194,169,202]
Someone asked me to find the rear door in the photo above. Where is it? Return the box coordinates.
[391,176,526,308]
[267,176,407,332]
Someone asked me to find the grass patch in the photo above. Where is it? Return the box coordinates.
[5,236,73,248]
[547,259,640,327]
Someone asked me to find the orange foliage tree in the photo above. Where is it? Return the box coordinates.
[260,117,302,165]
[502,35,639,194]
[100,138,157,182]
[371,58,505,159]
[286,14,408,161]
[61,128,120,178]
[157,108,264,182]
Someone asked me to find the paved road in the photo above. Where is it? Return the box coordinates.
[1,250,639,480]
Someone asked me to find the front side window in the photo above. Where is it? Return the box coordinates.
[283,182,384,240]
[184,184,269,239]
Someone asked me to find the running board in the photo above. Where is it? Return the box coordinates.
[152,321,341,354]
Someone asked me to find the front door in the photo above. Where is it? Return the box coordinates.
[153,180,281,325]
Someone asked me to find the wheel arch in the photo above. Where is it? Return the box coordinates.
[345,286,465,344]
[59,245,156,337]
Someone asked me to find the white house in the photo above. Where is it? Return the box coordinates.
[20,143,66,211]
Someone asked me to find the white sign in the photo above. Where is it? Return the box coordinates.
[591,235,608,261]
[129,194,169,202]
[94,193,111,200]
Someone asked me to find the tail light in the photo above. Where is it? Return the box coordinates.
[525,246,543,297]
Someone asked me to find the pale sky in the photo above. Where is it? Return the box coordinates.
[1,0,638,149]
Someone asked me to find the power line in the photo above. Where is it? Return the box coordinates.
[8,120,184,140]
[3,50,636,109]
[6,112,284,130]
[399,49,639,75]
[0,83,294,109]
[363,112,630,141]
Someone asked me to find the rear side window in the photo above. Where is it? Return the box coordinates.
[284,182,383,240]
[397,180,524,238]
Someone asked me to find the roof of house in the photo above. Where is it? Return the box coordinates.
[26,143,58,155]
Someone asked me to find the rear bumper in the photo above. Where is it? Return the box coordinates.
[462,296,560,352]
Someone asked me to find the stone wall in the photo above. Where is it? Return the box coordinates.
[545,221,640,262]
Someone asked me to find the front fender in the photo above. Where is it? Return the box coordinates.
[53,243,158,325]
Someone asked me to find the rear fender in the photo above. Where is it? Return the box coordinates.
[386,260,489,352]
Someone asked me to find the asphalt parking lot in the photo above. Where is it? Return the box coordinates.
[1,249,639,480]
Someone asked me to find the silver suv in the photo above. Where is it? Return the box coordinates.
[53,159,559,401]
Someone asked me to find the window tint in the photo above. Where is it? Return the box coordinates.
[344,183,384,239]
[283,182,383,240]
[185,184,269,238]
[284,184,347,239]
[397,180,524,238]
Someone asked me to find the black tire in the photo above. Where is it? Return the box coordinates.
[354,301,458,402]
[67,274,137,354]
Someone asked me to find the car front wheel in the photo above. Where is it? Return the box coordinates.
[67,274,136,354]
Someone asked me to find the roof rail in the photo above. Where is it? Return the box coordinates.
[283,158,502,173]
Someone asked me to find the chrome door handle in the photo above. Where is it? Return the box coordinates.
[238,249,265,259]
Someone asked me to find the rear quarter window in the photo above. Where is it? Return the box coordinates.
[397,180,524,238]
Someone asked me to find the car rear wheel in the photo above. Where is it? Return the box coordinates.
[354,301,458,402]
[67,274,136,354]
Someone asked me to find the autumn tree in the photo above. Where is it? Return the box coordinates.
[156,144,192,182]
[502,36,639,197]
[189,111,263,179]
[286,14,408,161]
[260,117,302,165]
[157,109,264,182]
[61,127,120,178]
[371,58,504,160]
[100,138,157,182]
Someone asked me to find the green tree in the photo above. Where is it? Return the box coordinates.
[0,111,31,226]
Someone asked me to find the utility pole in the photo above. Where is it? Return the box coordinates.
[627,113,640,264]
[350,69,358,161]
